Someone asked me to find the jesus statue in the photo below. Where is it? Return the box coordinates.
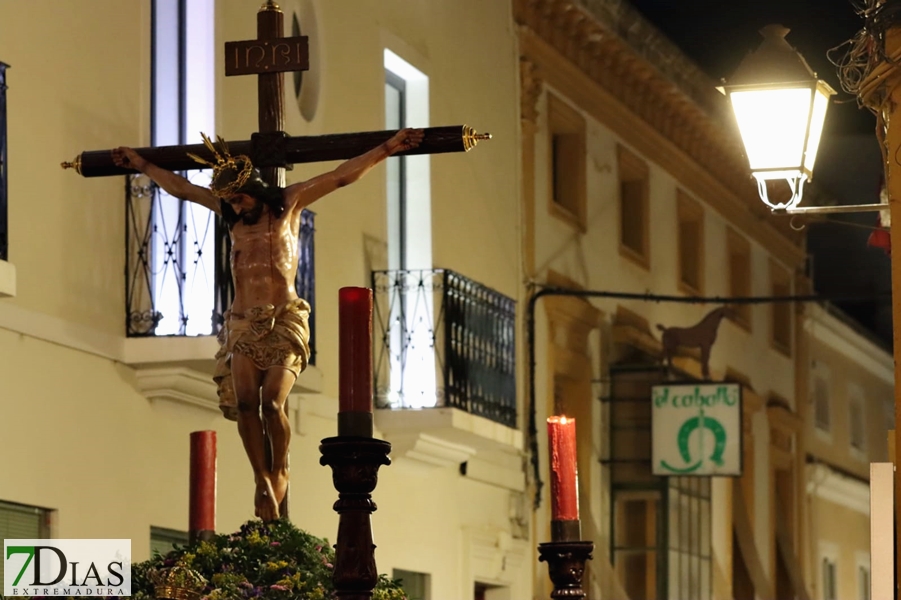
[112,128,424,521]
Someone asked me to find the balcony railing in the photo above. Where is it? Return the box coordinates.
[372,268,517,428]
[0,62,8,262]
[126,174,316,362]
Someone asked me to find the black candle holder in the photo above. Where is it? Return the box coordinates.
[538,540,594,599]
[320,436,391,599]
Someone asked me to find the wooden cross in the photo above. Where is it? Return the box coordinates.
[61,0,489,523]
[61,3,489,178]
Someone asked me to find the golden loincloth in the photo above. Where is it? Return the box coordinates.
[213,298,311,421]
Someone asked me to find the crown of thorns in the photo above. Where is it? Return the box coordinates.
[186,133,255,199]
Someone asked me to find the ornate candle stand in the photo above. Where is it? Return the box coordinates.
[538,520,594,599]
[320,435,392,599]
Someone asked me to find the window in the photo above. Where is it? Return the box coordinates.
[859,565,870,600]
[849,385,866,453]
[150,526,189,557]
[667,478,712,600]
[147,0,216,335]
[726,228,751,330]
[676,190,704,294]
[0,500,51,589]
[770,260,792,355]
[618,145,650,267]
[393,569,430,600]
[383,50,436,409]
[608,366,711,599]
[547,94,586,228]
[0,61,7,262]
[822,557,838,600]
[812,367,830,433]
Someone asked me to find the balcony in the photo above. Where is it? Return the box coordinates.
[371,269,522,478]
[124,174,319,408]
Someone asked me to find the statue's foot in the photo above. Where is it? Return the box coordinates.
[271,468,289,506]
[254,477,279,522]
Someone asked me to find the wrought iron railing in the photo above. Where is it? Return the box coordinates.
[0,62,8,262]
[372,268,517,428]
[126,174,316,363]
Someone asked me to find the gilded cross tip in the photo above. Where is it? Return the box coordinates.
[462,126,493,152]
[260,0,281,11]
[61,156,82,174]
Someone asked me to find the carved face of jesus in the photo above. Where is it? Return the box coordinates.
[225,192,268,226]
[226,193,257,215]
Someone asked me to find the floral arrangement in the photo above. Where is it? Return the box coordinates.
[20,519,407,600]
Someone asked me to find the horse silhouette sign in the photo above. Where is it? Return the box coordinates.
[651,383,742,477]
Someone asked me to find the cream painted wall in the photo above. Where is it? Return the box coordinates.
[808,497,869,600]
[0,0,147,336]
[0,0,528,597]
[805,308,893,477]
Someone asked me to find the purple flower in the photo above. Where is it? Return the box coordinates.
[270,541,281,547]
[269,584,289,591]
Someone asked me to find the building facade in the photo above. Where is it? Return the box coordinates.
[0,1,889,599]
[0,1,528,598]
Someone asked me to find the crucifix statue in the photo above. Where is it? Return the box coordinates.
[62,0,489,523]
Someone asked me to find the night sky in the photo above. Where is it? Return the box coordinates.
[631,0,893,347]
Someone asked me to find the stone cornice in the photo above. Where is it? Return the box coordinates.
[514,0,806,265]
[520,57,543,127]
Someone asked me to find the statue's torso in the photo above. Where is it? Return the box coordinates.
[229,200,300,313]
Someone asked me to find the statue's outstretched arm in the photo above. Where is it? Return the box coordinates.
[113,147,221,215]
[282,128,424,212]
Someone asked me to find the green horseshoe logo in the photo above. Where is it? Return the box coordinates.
[660,409,728,473]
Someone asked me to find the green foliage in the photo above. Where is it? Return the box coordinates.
[21,519,407,600]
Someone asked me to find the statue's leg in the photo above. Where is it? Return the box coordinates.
[260,367,297,509]
[231,352,279,521]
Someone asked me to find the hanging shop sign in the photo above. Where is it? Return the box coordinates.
[651,382,742,477]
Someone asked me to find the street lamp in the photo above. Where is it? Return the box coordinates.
[725,20,901,597]
[721,24,838,211]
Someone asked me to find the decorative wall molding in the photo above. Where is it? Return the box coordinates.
[520,57,543,128]
[514,0,807,267]
[805,304,893,385]
[806,462,870,516]
[135,366,220,413]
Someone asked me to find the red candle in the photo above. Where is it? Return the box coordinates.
[547,416,579,521]
[189,431,217,538]
[338,287,373,414]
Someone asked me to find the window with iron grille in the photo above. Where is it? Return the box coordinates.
[813,371,830,433]
[0,500,51,589]
[849,387,866,452]
[606,364,712,600]
[822,557,838,600]
[677,190,704,295]
[726,228,752,330]
[393,569,430,600]
[770,260,792,355]
[859,565,870,600]
[618,145,650,268]
[548,93,586,229]
[150,525,189,557]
